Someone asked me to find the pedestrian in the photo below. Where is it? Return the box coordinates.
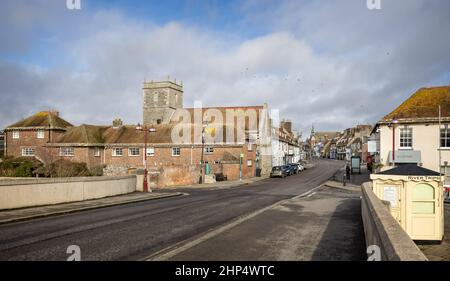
[346,164,351,180]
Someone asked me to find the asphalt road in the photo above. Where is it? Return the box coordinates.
[0,159,343,261]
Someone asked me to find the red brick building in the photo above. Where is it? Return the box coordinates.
[4,80,275,187]
[4,110,265,187]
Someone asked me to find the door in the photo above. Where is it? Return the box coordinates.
[407,183,439,240]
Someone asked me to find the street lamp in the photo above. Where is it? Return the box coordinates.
[199,121,208,184]
[136,123,154,192]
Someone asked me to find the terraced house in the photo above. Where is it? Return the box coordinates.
[271,120,302,166]
[372,86,450,186]
[4,80,276,187]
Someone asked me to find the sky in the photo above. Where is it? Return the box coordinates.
[1,0,450,137]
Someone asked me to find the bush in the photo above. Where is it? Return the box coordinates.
[0,157,105,178]
[46,159,91,178]
[0,157,43,177]
[89,165,105,177]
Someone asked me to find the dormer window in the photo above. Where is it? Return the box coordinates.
[37,129,45,139]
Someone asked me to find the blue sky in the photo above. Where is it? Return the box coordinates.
[1,0,450,135]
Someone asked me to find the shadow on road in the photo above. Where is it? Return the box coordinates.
[311,196,367,261]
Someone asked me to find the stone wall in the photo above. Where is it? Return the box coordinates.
[0,175,136,210]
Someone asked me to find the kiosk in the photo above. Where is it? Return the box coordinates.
[370,164,444,241]
[351,156,361,174]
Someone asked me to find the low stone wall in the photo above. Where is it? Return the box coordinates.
[0,176,136,210]
[361,182,427,261]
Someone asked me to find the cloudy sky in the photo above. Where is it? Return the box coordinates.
[1,0,449,137]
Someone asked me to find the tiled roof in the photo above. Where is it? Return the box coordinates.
[314,132,340,141]
[56,124,108,144]
[382,86,450,121]
[377,164,440,176]
[103,125,175,144]
[7,111,73,129]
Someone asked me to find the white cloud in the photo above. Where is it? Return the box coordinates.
[1,0,450,137]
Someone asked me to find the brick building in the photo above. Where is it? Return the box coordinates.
[4,80,274,187]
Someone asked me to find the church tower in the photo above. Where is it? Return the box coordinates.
[142,80,183,125]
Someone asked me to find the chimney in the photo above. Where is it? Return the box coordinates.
[49,110,59,117]
[112,118,123,128]
[280,120,292,133]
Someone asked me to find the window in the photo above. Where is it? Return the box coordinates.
[153,91,158,103]
[12,130,19,139]
[22,147,35,156]
[94,147,101,157]
[399,127,412,148]
[37,129,45,139]
[440,127,450,148]
[146,147,155,157]
[204,147,214,154]
[412,184,435,214]
[440,165,450,186]
[172,147,181,156]
[129,147,140,156]
[112,148,123,156]
[60,147,74,156]
[247,159,253,167]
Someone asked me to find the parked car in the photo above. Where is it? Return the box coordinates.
[288,163,299,174]
[270,166,287,178]
[298,164,305,171]
[299,161,308,169]
[283,164,294,176]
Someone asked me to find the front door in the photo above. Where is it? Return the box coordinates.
[407,183,440,240]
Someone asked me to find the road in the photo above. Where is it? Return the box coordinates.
[0,159,343,261]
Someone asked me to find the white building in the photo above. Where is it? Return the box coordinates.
[373,86,450,186]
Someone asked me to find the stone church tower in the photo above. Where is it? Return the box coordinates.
[142,80,183,125]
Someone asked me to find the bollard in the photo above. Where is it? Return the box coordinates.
[343,174,346,186]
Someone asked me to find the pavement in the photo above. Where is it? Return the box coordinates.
[156,183,366,261]
[0,159,350,261]
[0,191,183,225]
[417,203,450,261]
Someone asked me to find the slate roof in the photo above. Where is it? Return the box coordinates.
[6,111,73,129]
[377,164,440,176]
[382,86,450,121]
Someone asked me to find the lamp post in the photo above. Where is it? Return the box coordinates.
[136,123,153,192]
[199,121,208,184]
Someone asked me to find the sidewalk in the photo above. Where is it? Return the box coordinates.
[330,165,371,187]
[0,191,182,225]
[417,203,450,261]
[157,175,270,191]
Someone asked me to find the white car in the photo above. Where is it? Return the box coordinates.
[298,164,305,171]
